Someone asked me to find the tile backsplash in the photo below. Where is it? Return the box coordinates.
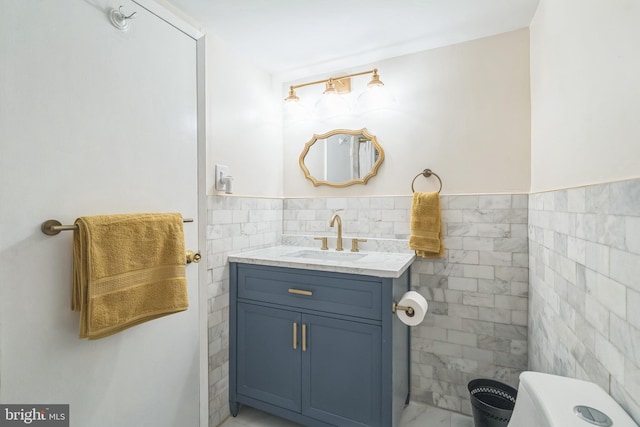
[528,179,640,423]
[284,196,413,240]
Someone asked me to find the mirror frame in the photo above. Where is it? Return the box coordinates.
[298,128,385,188]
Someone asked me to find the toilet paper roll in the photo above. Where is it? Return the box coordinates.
[396,291,428,326]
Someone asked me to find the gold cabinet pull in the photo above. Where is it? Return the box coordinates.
[288,288,313,296]
[293,322,298,350]
[302,324,307,352]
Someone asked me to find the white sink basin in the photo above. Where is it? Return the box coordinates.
[285,249,366,262]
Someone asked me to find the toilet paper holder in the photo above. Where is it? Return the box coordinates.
[392,302,415,317]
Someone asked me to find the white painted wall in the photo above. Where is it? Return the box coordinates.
[0,1,204,426]
[206,34,283,197]
[283,29,531,197]
[530,0,640,192]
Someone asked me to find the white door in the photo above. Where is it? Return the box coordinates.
[0,1,203,426]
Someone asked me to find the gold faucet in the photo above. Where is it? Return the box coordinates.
[329,214,343,251]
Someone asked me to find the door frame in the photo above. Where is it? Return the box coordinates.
[132,2,208,425]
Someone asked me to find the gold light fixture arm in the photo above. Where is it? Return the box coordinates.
[288,68,380,91]
[285,68,383,102]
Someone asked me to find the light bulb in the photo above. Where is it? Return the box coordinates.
[284,99,310,121]
[314,92,351,119]
[357,84,395,113]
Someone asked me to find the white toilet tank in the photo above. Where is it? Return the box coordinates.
[508,371,638,427]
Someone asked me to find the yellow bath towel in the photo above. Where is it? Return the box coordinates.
[409,192,445,258]
[72,213,188,339]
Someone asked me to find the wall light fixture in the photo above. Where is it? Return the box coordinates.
[284,68,387,118]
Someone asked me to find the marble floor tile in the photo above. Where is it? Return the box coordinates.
[221,406,303,427]
[450,412,474,427]
[219,402,473,427]
[399,403,451,427]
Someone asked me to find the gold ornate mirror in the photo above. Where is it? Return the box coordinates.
[299,128,384,187]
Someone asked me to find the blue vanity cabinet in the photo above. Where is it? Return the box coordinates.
[301,313,382,426]
[229,262,410,427]
[236,303,302,412]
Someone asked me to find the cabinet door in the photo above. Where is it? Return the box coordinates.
[237,303,301,412]
[302,315,382,427]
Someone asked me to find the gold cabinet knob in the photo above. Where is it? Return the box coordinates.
[186,250,201,264]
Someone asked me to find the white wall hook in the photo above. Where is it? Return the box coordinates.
[109,6,137,31]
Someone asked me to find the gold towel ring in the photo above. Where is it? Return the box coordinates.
[411,169,442,193]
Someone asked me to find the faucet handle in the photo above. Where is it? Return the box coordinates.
[314,237,329,250]
[351,238,367,252]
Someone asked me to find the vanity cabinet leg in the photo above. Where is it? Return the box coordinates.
[230,401,239,417]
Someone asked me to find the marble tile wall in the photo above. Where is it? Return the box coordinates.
[528,179,640,423]
[206,196,283,427]
[208,182,640,425]
[284,196,413,240]
[283,194,530,415]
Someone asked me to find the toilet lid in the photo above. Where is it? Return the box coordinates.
[519,372,638,427]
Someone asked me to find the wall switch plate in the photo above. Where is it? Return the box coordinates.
[215,164,229,191]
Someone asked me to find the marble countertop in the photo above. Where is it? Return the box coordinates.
[228,245,415,278]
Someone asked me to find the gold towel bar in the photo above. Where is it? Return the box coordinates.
[40,218,194,236]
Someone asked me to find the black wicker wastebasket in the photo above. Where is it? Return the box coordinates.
[468,379,518,427]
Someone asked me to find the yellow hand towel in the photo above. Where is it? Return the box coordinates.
[72,213,188,340]
[409,192,445,258]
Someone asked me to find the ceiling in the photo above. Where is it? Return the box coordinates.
[167,0,540,81]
